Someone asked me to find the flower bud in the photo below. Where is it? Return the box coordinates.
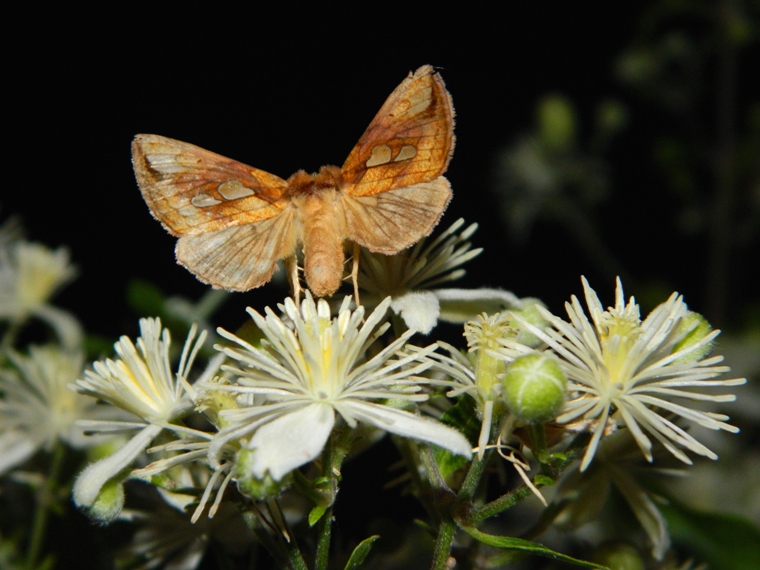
[537,95,576,151]
[592,542,645,570]
[502,354,566,424]
[508,299,548,348]
[673,311,714,363]
[235,449,290,500]
[86,478,125,523]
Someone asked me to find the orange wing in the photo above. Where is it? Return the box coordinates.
[133,134,298,291]
[132,134,288,236]
[340,65,455,197]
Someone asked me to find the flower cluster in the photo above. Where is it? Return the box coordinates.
[499,277,746,471]
[71,295,472,522]
[209,294,472,481]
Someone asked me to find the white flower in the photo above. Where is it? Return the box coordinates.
[73,318,206,510]
[502,277,746,471]
[357,219,490,334]
[208,293,472,481]
[0,346,99,474]
[0,240,81,349]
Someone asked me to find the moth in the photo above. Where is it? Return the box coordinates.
[131,65,455,298]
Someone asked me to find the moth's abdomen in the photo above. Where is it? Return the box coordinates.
[294,189,346,297]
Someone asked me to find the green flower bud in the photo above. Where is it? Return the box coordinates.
[235,448,290,500]
[502,354,566,424]
[673,311,714,363]
[596,100,628,135]
[591,542,645,570]
[508,299,548,348]
[537,94,576,151]
[87,478,125,523]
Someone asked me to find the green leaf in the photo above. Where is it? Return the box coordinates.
[433,397,479,478]
[308,505,328,527]
[534,475,556,487]
[659,500,760,570]
[127,279,167,317]
[462,527,609,569]
[343,535,380,570]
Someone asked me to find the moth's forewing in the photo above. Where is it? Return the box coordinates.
[132,64,456,296]
[132,134,288,236]
[342,177,452,254]
[340,65,455,197]
[175,210,299,291]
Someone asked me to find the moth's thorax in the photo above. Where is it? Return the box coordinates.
[289,166,347,297]
[285,165,344,198]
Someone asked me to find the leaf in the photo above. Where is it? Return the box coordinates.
[308,505,328,527]
[433,397,479,478]
[659,500,760,570]
[462,527,609,569]
[127,279,167,317]
[343,535,380,570]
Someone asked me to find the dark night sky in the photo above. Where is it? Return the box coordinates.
[5,3,756,339]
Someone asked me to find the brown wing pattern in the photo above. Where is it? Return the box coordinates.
[340,65,455,197]
[132,134,288,236]
[341,177,452,254]
[175,208,298,291]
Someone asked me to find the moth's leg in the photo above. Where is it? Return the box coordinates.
[285,256,302,307]
[351,242,361,307]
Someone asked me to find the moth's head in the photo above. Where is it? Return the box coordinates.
[286,165,344,197]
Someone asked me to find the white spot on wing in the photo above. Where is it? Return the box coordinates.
[366,145,392,167]
[394,145,417,162]
[218,180,256,200]
[191,193,222,207]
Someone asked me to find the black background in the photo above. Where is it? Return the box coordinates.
[4,2,759,567]
[3,2,691,339]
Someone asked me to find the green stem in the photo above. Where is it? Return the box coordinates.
[467,432,590,526]
[469,485,534,525]
[26,441,66,570]
[314,429,351,570]
[457,453,486,502]
[430,519,457,570]
[527,424,549,465]
[285,543,310,570]
[314,505,333,570]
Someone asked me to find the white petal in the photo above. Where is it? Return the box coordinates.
[73,423,161,507]
[391,291,440,335]
[435,287,522,323]
[345,401,472,457]
[247,403,335,481]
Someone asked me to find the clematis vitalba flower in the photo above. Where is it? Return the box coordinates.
[207,293,472,482]
[500,277,746,471]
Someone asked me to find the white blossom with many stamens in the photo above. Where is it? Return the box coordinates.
[206,293,472,482]
[498,277,746,471]
[73,318,207,512]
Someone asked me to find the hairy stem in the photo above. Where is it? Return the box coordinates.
[430,519,457,570]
